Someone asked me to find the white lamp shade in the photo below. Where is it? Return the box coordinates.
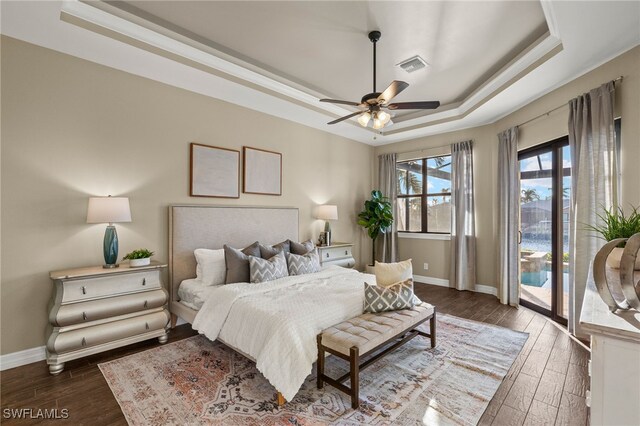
[87,197,132,224]
[316,204,338,221]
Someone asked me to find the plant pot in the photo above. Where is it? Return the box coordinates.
[606,247,640,270]
[365,264,376,275]
[129,257,151,267]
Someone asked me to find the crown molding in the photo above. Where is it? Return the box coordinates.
[57,0,561,143]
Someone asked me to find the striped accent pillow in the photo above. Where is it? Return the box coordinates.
[286,249,321,276]
[248,251,288,283]
[364,279,415,313]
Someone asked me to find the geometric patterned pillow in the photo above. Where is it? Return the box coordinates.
[248,252,288,284]
[363,279,415,313]
[286,249,321,276]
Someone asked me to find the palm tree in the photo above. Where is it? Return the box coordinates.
[521,188,540,203]
[397,166,422,194]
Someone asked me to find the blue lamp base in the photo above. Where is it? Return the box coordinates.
[103,225,119,268]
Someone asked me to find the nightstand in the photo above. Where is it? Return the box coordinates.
[46,261,170,375]
[317,242,355,268]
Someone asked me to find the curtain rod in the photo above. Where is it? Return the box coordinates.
[517,76,623,128]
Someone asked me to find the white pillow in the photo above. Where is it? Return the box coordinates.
[194,248,226,286]
[375,259,413,287]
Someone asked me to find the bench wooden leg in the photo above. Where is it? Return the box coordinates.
[350,346,360,409]
[317,334,324,389]
[430,312,436,348]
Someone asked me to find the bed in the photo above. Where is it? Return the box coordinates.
[168,205,370,404]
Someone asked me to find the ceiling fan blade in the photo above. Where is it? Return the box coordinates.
[320,99,362,107]
[387,101,440,110]
[377,81,409,103]
[327,111,362,125]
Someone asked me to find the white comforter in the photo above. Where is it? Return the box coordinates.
[192,266,369,401]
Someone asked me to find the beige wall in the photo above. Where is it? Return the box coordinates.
[375,45,640,289]
[0,37,374,355]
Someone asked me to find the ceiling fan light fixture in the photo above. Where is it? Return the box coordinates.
[377,110,391,124]
[372,117,384,130]
[357,112,371,127]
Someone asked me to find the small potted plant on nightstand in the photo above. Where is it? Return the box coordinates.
[123,248,154,267]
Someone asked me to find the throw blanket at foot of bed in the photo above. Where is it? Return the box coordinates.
[193,266,393,401]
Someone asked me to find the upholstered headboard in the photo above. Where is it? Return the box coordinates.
[168,205,299,309]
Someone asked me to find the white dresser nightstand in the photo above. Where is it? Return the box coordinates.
[580,266,640,425]
[46,261,170,375]
[317,242,355,268]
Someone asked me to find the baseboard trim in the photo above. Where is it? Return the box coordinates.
[413,274,450,287]
[414,275,498,297]
[475,284,498,296]
[0,346,46,371]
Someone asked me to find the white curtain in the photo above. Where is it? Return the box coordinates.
[450,140,476,291]
[378,153,398,263]
[568,81,617,338]
[497,127,520,306]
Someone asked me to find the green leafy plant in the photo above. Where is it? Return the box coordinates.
[357,190,394,265]
[584,205,640,246]
[122,248,154,260]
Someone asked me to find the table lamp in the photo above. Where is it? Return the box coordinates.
[87,196,132,268]
[316,205,338,245]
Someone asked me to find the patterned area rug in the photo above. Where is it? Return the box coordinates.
[99,314,527,425]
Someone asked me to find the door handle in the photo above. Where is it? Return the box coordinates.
[518,230,522,245]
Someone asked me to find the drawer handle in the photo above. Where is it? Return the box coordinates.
[81,337,87,347]
[345,250,348,255]
[81,286,87,295]
[145,322,150,330]
[326,253,329,258]
[82,312,88,320]
[142,278,146,286]
[143,300,148,309]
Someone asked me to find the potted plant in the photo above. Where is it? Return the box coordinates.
[123,248,155,267]
[357,190,394,273]
[585,205,640,269]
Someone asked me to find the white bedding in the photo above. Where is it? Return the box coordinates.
[192,266,373,401]
[177,279,219,310]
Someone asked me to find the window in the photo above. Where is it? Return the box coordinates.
[396,155,452,233]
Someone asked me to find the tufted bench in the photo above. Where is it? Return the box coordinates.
[317,302,436,408]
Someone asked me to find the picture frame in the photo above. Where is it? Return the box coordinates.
[190,143,240,198]
[243,146,282,196]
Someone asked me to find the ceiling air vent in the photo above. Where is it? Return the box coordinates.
[396,55,428,73]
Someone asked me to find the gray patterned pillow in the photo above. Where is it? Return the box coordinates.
[286,249,321,276]
[249,251,288,283]
[364,279,415,313]
[289,239,315,255]
[224,242,261,284]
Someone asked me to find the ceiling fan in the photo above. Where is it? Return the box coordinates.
[320,31,440,130]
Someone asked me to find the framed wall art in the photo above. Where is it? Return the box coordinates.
[243,147,282,196]
[190,143,240,198]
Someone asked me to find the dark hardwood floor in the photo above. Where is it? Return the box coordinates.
[1,283,589,425]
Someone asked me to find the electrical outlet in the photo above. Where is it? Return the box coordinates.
[423,263,429,270]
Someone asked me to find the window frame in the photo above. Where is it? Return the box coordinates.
[396,154,452,235]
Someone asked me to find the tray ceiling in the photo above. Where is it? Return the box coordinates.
[1,1,639,145]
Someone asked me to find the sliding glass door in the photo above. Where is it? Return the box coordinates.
[518,137,570,323]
